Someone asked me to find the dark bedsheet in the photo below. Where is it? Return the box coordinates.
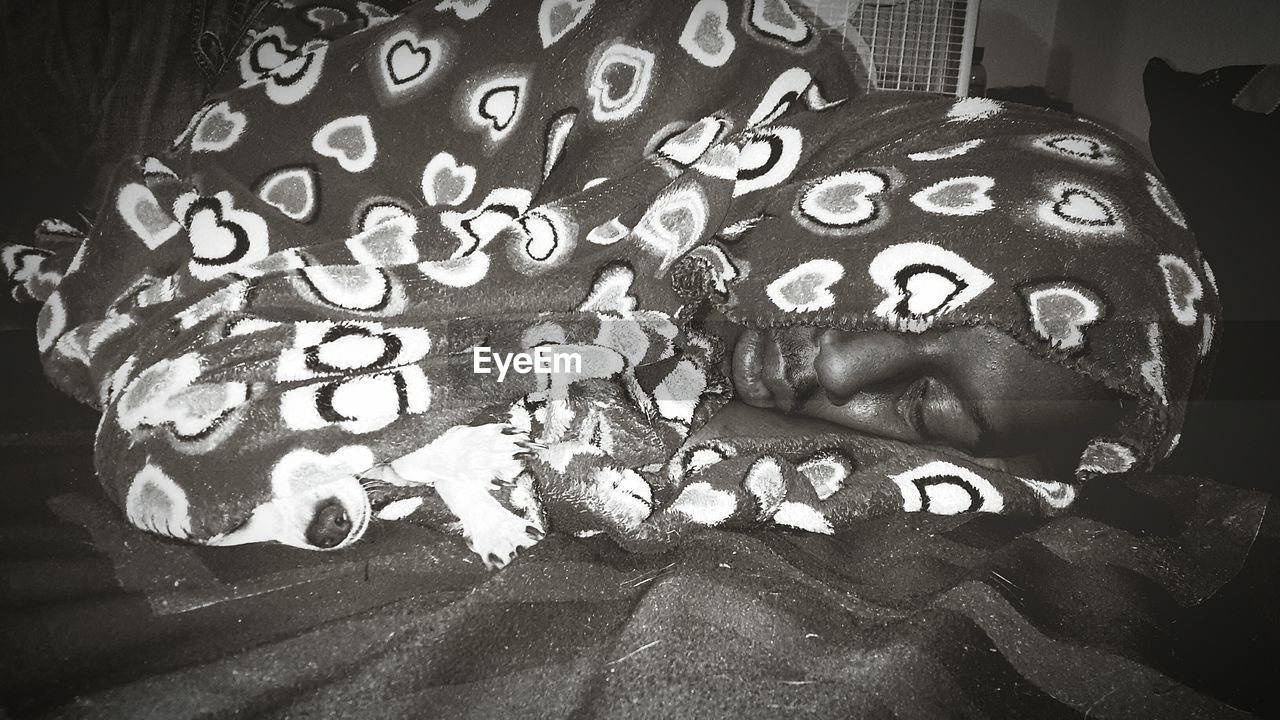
[2,308,1277,719]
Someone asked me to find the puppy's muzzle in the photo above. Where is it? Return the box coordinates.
[206,477,371,550]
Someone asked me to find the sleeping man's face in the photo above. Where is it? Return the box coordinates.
[719,324,1128,475]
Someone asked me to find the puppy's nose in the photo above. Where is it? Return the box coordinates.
[306,498,352,549]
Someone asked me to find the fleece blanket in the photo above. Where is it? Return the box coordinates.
[1,0,1222,566]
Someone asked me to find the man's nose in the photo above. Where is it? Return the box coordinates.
[814,329,919,403]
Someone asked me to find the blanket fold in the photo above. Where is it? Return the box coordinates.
[1,0,1231,570]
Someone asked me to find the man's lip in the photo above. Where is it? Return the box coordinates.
[760,329,797,412]
[732,328,799,411]
[732,328,773,407]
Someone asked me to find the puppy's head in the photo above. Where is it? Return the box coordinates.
[206,476,371,551]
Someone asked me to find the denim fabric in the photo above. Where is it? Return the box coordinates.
[0,0,271,243]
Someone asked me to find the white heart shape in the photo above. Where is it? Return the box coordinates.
[346,206,420,265]
[797,169,887,229]
[657,116,725,167]
[375,29,444,99]
[118,183,180,248]
[173,191,271,280]
[748,0,811,44]
[435,0,492,21]
[869,242,993,329]
[421,151,476,206]
[767,258,843,313]
[632,183,709,269]
[440,187,532,257]
[256,166,318,221]
[1037,183,1122,235]
[1022,282,1104,351]
[679,0,736,67]
[191,101,248,152]
[1035,133,1113,164]
[733,125,803,197]
[587,42,654,122]
[312,115,377,172]
[909,175,995,216]
[538,0,595,47]
[890,461,1003,514]
[468,75,528,142]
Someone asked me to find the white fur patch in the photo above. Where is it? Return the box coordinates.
[377,497,424,521]
[390,424,537,567]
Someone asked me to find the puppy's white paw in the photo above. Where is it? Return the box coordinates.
[390,422,530,488]
[465,508,544,569]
